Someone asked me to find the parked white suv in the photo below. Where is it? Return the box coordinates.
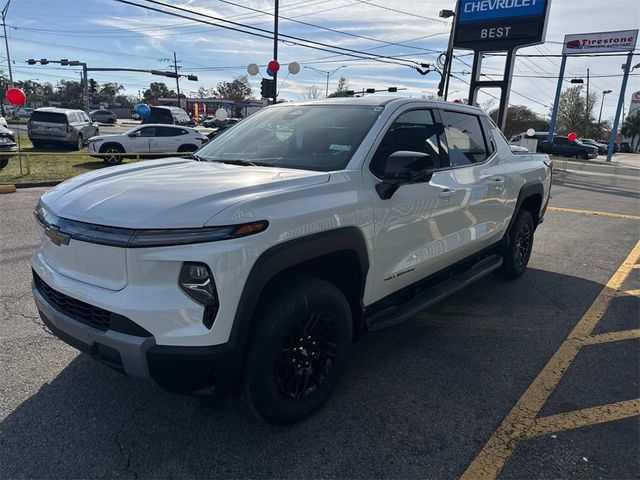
[88,124,208,164]
[32,98,552,424]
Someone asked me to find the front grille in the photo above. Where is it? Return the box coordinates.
[33,271,151,337]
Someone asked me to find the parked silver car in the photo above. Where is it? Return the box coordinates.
[90,109,117,124]
[28,108,99,150]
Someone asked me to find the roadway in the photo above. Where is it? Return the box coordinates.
[1,157,638,479]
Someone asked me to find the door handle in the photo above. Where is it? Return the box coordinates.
[491,176,505,184]
[439,188,457,198]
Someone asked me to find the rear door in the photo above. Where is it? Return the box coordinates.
[149,126,184,153]
[439,108,508,256]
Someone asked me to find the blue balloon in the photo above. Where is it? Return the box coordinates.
[266,69,274,77]
[135,103,151,118]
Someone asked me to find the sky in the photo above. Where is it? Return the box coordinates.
[6,0,640,123]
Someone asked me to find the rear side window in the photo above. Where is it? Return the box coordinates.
[157,126,181,137]
[30,112,67,124]
[440,110,488,166]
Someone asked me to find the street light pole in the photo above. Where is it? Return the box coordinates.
[272,0,278,104]
[437,6,457,100]
[584,68,590,137]
[1,0,12,86]
[304,65,347,97]
[598,89,612,138]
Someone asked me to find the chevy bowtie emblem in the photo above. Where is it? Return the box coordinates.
[45,225,70,246]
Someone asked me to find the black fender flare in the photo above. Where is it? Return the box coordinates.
[504,182,544,239]
[219,227,370,393]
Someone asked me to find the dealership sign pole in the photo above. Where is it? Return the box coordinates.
[453,0,552,131]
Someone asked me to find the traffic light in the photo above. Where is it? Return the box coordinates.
[40,59,48,65]
[89,78,98,94]
[388,87,398,93]
[187,75,198,81]
[60,59,69,66]
[26,59,36,65]
[260,78,275,98]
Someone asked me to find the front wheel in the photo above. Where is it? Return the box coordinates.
[0,158,8,170]
[100,144,125,164]
[496,209,535,279]
[243,275,353,425]
[576,150,587,160]
[74,134,83,151]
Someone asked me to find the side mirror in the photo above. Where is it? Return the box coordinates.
[376,151,435,200]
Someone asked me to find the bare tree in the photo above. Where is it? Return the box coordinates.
[301,85,322,100]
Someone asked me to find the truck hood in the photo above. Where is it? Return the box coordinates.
[41,158,330,228]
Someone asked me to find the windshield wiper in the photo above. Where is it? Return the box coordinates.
[210,158,259,167]
[185,153,206,161]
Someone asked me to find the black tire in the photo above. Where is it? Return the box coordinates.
[108,118,115,124]
[100,143,125,165]
[243,274,353,425]
[177,144,198,153]
[576,150,587,160]
[31,140,44,149]
[74,134,83,151]
[496,209,535,279]
[0,158,8,170]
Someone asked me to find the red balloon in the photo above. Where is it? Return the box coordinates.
[268,60,280,73]
[568,132,577,142]
[6,87,26,106]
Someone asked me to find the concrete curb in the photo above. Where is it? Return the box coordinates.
[0,184,16,193]
[0,181,61,189]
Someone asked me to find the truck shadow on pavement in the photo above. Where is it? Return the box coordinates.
[553,173,640,200]
[0,268,629,479]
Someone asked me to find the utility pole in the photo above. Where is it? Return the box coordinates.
[584,68,590,137]
[172,51,181,107]
[437,6,457,100]
[1,0,13,86]
[272,0,279,104]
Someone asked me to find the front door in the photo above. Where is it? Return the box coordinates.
[126,126,154,154]
[365,108,468,303]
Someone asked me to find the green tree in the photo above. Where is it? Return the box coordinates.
[142,82,176,102]
[98,82,125,103]
[489,105,549,139]
[215,75,252,102]
[54,80,83,109]
[328,77,349,97]
[620,113,640,149]
[551,85,597,137]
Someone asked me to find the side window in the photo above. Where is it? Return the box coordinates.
[440,110,488,166]
[82,112,91,123]
[68,113,78,124]
[370,109,442,178]
[138,127,156,137]
[157,126,180,137]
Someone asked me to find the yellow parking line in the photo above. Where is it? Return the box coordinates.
[526,399,640,439]
[461,240,640,480]
[584,329,640,346]
[547,206,640,221]
[620,289,640,297]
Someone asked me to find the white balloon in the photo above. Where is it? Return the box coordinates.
[215,109,228,121]
[287,62,300,75]
[247,63,259,76]
[526,128,536,137]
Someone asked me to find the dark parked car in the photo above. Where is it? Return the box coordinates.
[537,136,598,160]
[0,125,18,169]
[90,109,117,124]
[579,138,607,155]
[205,118,242,141]
[28,108,99,150]
[142,106,192,126]
[620,141,633,153]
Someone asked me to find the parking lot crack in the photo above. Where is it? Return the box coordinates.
[114,393,156,479]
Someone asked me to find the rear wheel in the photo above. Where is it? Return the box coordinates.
[496,209,535,279]
[100,144,125,165]
[243,275,352,425]
[108,118,115,124]
[576,150,587,160]
[74,134,83,151]
[0,158,8,170]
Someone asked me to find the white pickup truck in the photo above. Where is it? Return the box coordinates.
[31,98,552,424]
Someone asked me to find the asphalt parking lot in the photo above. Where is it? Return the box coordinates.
[1,157,638,479]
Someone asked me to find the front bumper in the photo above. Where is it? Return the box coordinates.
[34,281,242,396]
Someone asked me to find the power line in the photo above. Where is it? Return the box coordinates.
[351,0,449,24]
[113,0,424,69]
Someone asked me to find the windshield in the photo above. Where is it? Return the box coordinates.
[195,105,383,171]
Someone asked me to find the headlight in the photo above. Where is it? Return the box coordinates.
[179,262,219,328]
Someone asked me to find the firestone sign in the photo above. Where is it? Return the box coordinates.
[454,0,550,51]
[562,30,638,55]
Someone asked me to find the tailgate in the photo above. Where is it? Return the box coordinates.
[29,121,67,138]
